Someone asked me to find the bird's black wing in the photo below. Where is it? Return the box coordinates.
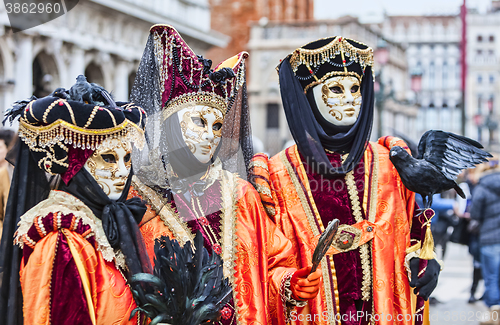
[417,130,492,181]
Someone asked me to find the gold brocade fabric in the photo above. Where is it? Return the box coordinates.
[129,172,297,324]
[255,141,422,325]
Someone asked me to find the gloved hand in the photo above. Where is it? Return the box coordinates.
[290,266,322,301]
[409,258,441,300]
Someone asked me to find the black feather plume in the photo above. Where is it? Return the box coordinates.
[130,232,233,325]
[3,95,37,125]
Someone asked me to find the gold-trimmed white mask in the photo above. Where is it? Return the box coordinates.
[84,137,132,200]
[177,105,224,164]
[312,76,362,126]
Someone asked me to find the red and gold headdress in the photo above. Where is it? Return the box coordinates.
[280,36,374,93]
[149,24,248,120]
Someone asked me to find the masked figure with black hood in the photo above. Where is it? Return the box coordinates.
[250,37,440,324]
[0,77,150,325]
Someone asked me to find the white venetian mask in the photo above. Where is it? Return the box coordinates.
[84,137,132,200]
[311,76,362,126]
[177,105,224,164]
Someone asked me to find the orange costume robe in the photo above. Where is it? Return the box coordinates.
[251,137,426,325]
[128,168,297,324]
[16,190,138,325]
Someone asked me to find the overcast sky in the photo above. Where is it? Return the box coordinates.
[314,0,494,22]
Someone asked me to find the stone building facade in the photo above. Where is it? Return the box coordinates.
[466,5,500,149]
[380,15,463,140]
[0,0,228,120]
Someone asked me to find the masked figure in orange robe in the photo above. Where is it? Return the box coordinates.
[250,37,441,325]
[0,78,150,325]
[127,24,322,325]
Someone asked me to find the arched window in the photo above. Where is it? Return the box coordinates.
[429,61,435,88]
[32,51,60,98]
[85,62,105,87]
[128,71,136,100]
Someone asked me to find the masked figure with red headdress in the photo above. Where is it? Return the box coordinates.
[250,37,441,325]
[0,77,150,325]
[128,24,322,324]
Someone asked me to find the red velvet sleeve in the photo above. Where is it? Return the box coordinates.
[50,231,93,325]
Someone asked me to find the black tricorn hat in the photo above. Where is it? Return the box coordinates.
[279,36,374,93]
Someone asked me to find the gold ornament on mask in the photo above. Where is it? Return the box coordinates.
[320,76,361,121]
[179,105,224,155]
[85,139,132,194]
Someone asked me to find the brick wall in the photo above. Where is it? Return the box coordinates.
[207,0,313,65]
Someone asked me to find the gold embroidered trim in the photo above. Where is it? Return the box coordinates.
[248,159,269,171]
[254,183,272,198]
[368,143,379,224]
[303,71,362,93]
[132,176,193,245]
[15,190,126,270]
[28,100,39,122]
[279,147,338,322]
[19,118,145,152]
[389,137,403,150]
[265,206,276,217]
[162,92,228,121]
[289,36,374,73]
[220,171,238,279]
[328,257,341,321]
[363,149,369,214]
[345,161,372,301]
[220,171,242,324]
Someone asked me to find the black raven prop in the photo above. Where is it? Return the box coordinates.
[129,232,233,325]
[390,130,492,209]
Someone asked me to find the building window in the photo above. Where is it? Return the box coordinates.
[443,101,448,108]
[443,61,448,88]
[490,75,495,84]
[266,103,280,129]
[490,35,495,42]
[489,49,495,56]
[478,74,483,84]
[478,35,483,42]
[477,49,483,55]
[429,61,435,87]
